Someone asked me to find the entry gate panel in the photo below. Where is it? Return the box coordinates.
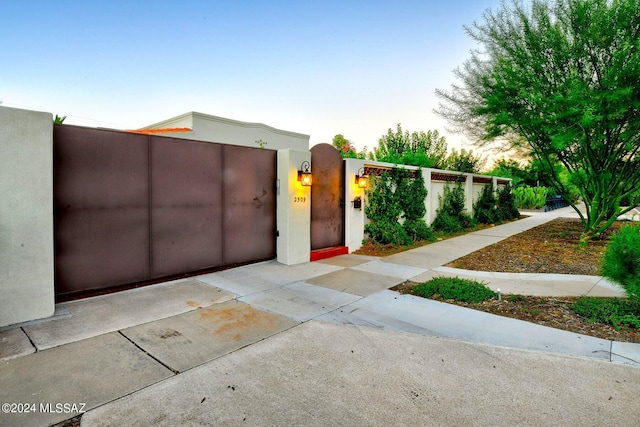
[310,144,345,250]
[54,126,150,294]
[150,136,223,277]
[222,145,277,265]
[54,125,276,298]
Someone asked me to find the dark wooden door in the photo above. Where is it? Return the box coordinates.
[310,144,345,250]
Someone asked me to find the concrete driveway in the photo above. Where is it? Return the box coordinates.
[1,206,639,426]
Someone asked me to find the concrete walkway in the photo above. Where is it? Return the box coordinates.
[1,206,639,426]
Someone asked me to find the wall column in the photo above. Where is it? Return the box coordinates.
[423,169,433,224]
[344,159,367,252]
[465,174,474,214]
[0,107,55,327]
[276,149,311,265]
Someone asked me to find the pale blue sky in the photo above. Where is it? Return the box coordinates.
[1,0,504,152]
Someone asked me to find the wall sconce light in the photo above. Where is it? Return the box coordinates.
[298,161,312,186]
[355,167,368,188]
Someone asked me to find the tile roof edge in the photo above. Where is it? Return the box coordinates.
[125,127,192,135]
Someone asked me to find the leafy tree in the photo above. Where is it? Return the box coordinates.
[487,156,563,188]
[372,124,406,161]
[442,148,486,173]
[436,0,640,244]
[331,134,350,152]
[332,134,359,158]
[486,159,529,187]
[371,124,448,168]
[527,157,562,189]
[487,157,580,204]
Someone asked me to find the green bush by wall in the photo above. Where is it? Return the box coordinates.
[601,222,640,300]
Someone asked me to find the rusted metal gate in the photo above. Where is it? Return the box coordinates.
[310,144,345,250]
[54,125,276,298]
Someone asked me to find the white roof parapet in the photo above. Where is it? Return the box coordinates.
[140,111,310,151]
[142,111,309,138]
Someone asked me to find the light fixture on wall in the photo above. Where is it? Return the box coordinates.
[355,167,368,188]
[298,161,312,186]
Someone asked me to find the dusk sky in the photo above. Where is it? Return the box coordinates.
[1,0,506,153]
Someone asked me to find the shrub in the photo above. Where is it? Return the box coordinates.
[398,169,427,221]
[600,223,640,300]
[432,183,475,233]
[403,219,435,242]
[364,172,403,245]
[412,276,497,303]
[364,168,434,245]
[364,221,411,246]
[398,168,434,242]
[472,182,520,225]
[473,183,499,224]
[496,182,520,220]
[513,186,548,209]
[571,297,640,330]
[431,212,464,234]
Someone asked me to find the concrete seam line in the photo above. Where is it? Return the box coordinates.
[610,340,613,362]
[21,326,39,353]
[118,331,179,375]
[609,340,613,362]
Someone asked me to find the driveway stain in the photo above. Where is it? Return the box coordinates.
[199,305,279,341]
[158,329,182,339]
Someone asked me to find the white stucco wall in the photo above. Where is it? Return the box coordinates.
[344,159,368,252]
[0,106,55,327]
[277,149,312,265]
[472,183,487,206]
[344,159,510,253]
[142,112,310,151]
[429,181,447,221]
